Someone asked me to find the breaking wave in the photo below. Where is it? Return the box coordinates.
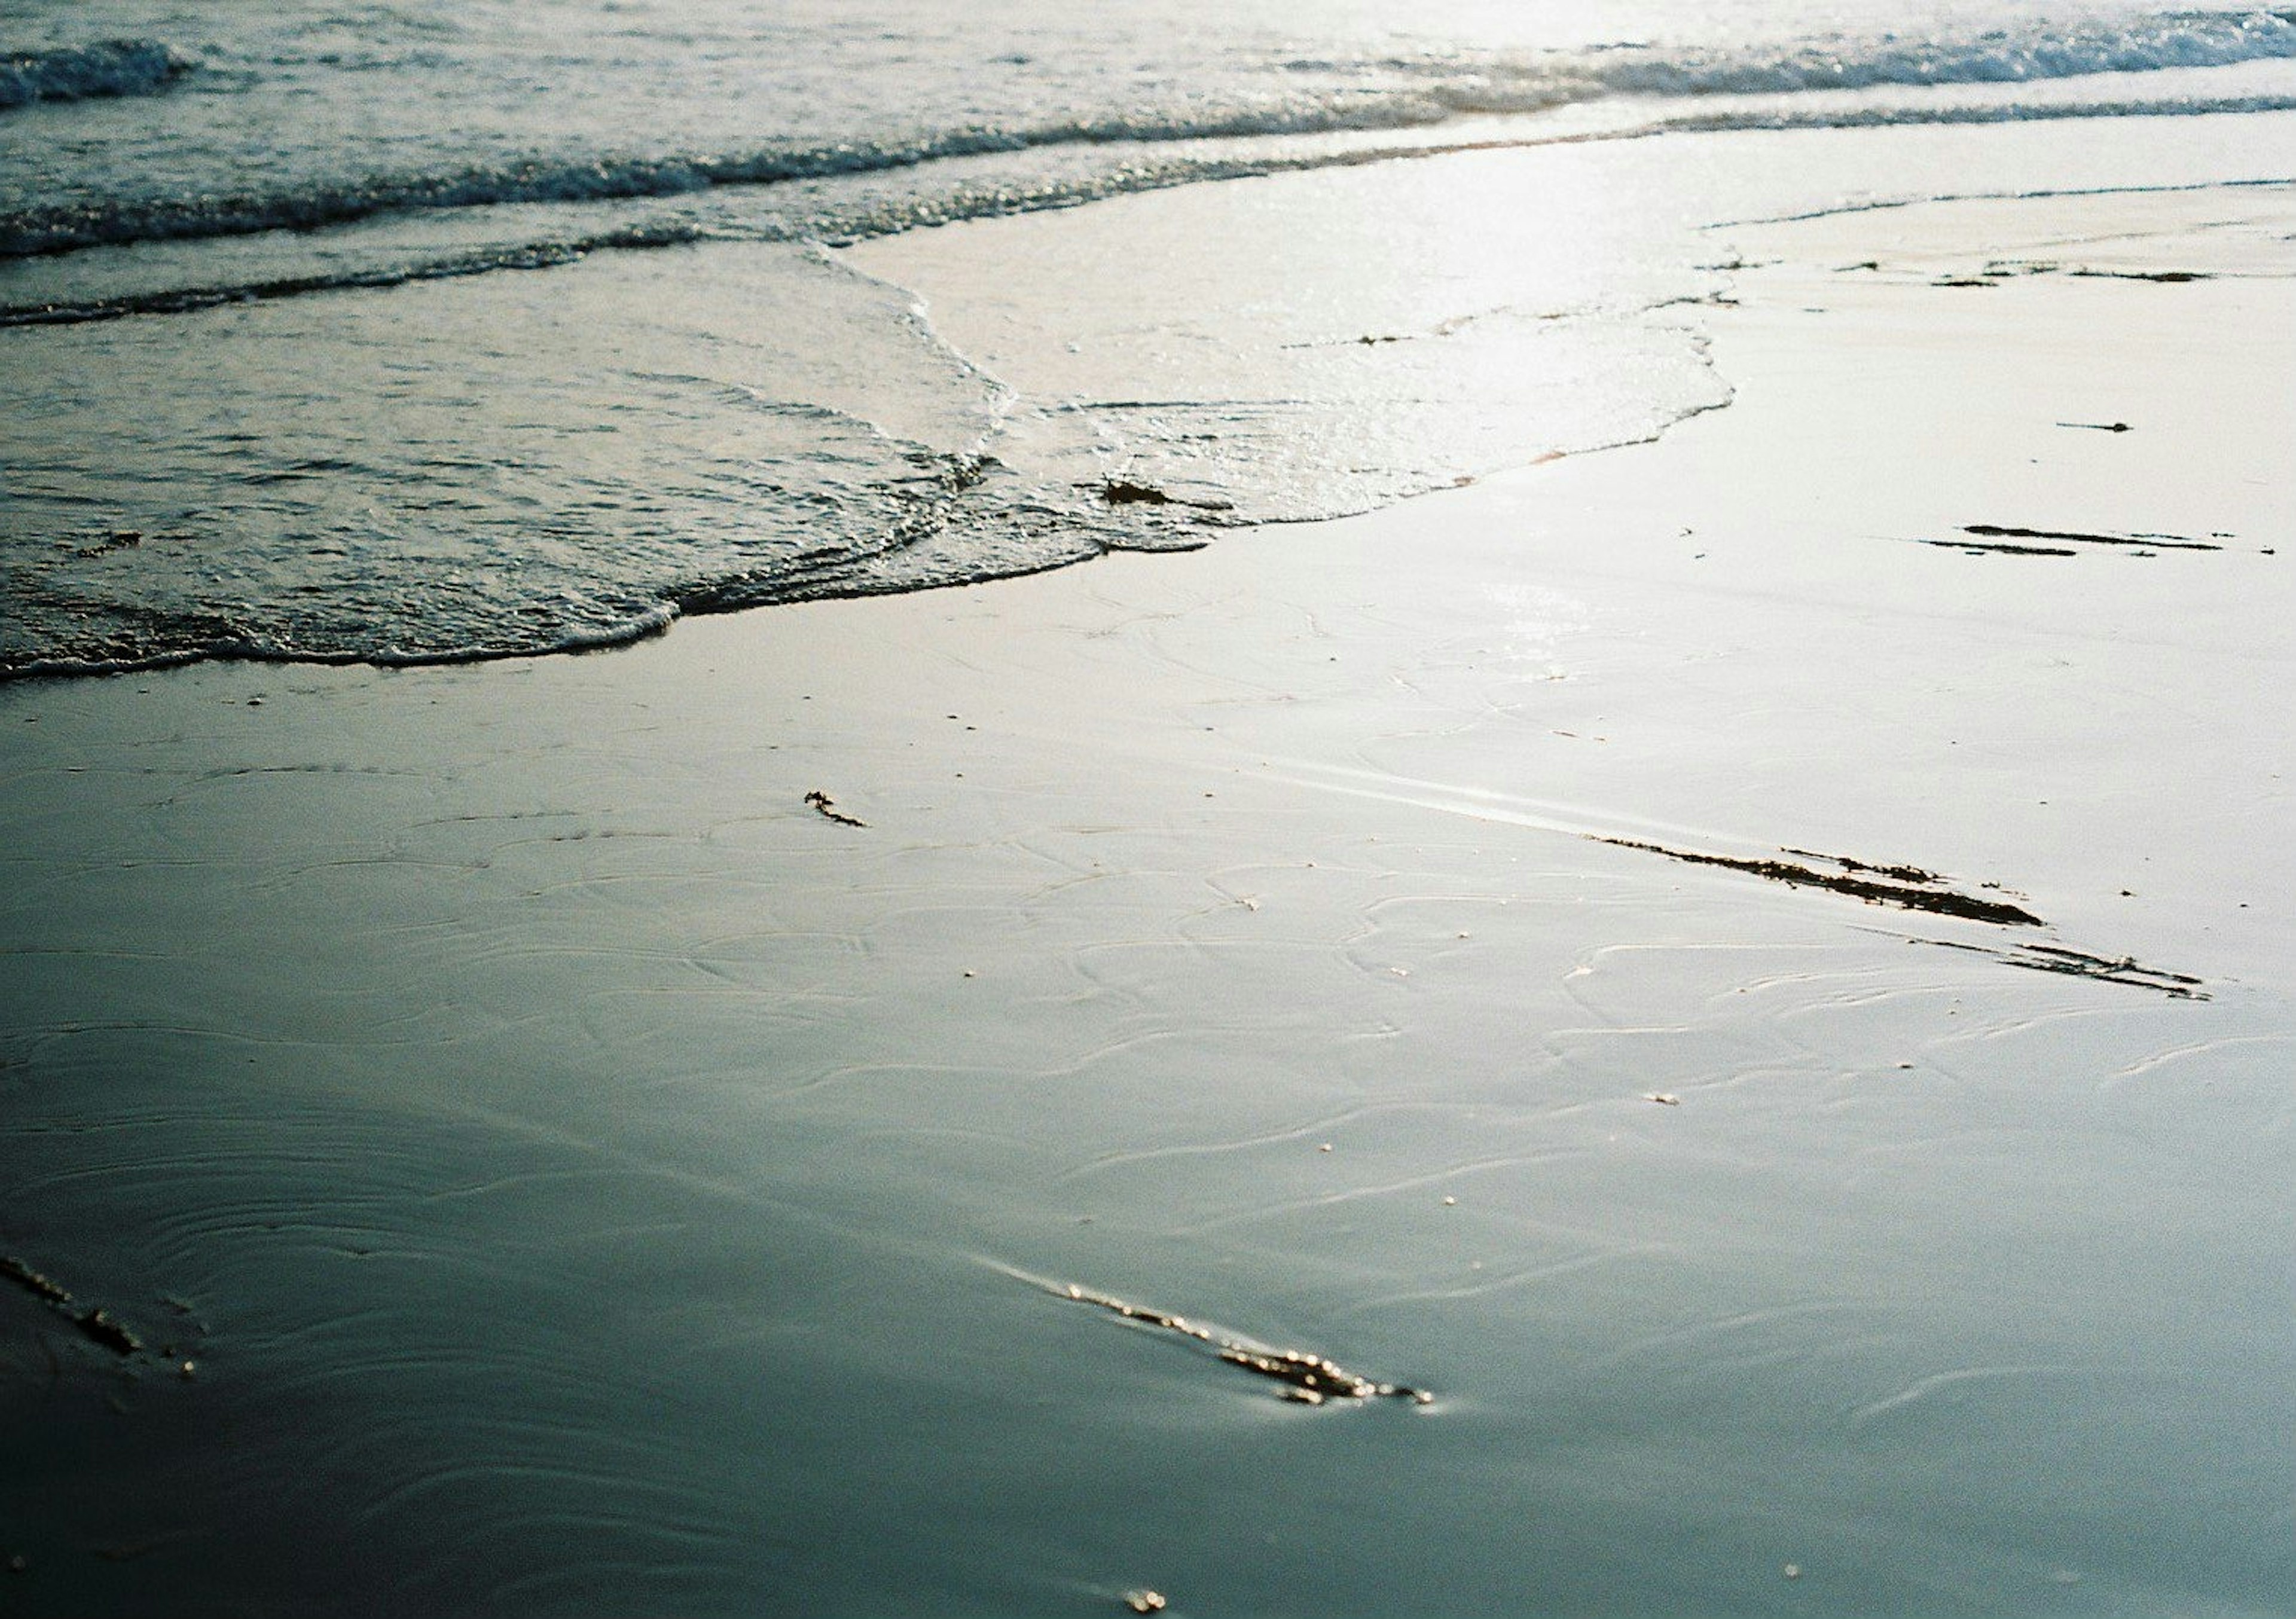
[1578,7,2296,96]
[0,39,191,111]
[4,10,2292,257]
[8,85,2292,331]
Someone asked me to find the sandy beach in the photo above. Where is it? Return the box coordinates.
[4,114,2293,1615]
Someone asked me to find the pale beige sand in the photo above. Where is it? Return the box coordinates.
[2,157,2290,1614]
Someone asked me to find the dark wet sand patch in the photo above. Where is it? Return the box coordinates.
[1593,838,2043,926]
[1057,1283,1433,1407]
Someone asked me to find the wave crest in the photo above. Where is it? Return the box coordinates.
[0,39,192,111]
[1583,8,2296,96]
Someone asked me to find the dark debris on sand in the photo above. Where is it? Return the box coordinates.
[1911,938,2210,999]
[1962,524,2221,552]
[1919,524,2225,558]
[1058,1283,1433,1407]
[1097,479,1233,514]
[1594,838,2044,927]
[803,789,866,827]
[1,1254,146,1357]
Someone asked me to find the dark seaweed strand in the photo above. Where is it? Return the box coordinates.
[1922,538,2081,556]
[1779,847,1938,884]
[1963,524,2221,552]
[1595,838,2044,926]
[1906,936,2209,1000]
[2007,944,2207,997]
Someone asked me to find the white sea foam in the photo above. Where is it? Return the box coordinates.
[1583,7,2296,94]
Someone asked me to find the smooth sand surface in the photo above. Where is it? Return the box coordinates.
[2,138,2291,1615]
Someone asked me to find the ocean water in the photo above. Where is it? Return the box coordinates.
[4,0,2296,670]
[2,0,2294,674]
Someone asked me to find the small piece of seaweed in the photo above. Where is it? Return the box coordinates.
[74,1307,143,1357]
[1058,1284,1432,1407]
[1,1255,72,1307]
[2,1254,145,1356]
[803,790,866,828]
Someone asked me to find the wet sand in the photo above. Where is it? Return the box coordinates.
[3,140,2292,1614]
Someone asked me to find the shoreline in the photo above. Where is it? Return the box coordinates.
[10,109,2294,680]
